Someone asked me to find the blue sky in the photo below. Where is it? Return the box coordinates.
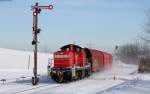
[0,0,149,53]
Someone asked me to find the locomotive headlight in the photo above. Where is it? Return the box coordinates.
[54,54,70,58]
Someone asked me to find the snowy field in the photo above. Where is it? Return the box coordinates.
[0,48,150,94]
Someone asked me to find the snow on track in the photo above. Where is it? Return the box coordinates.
[0,60,137,94]
[31,62,137,94]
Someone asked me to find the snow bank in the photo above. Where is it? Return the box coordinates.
[0,48,53,71]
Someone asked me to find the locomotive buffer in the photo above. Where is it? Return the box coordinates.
[31,2,53,85]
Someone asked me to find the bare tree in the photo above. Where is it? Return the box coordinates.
[141,10,150,42]
[137,10,150,73]
[117,43,141,64]
[138,43,150,73]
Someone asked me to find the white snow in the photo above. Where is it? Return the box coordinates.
[0,48,149,94]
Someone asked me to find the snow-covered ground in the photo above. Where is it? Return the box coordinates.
[0,48,149,94]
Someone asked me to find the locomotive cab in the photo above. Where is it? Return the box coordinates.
[53,44,84,69]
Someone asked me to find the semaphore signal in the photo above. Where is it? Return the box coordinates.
[31,2,53,85]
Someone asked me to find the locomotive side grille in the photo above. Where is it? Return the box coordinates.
[54,55,70,58]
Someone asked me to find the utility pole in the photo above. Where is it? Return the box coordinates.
[115,45,119,61]
[31,2,53,85]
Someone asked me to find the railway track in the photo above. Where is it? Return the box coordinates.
[11,75,138,94]
[0,76,32,85]
[16,73,139,94]
[10,77,84,94]
[0,75,61,94]
[11,84,62,94]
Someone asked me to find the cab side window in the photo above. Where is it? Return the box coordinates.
[75,47,80,53]
[66,47,70,51]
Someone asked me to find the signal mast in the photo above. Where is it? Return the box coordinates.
[31,2,53,85]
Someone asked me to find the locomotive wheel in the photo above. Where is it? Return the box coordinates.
[76,70,82,79]
[87,68,91,77]
[57,72,64,83]
[32,77,39,85]
[52,72,64,83]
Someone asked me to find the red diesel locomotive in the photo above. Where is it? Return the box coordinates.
[49,44,112,82]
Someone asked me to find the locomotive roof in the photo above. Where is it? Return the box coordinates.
[60,44,83,50]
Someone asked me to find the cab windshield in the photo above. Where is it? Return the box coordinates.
[60,44,82,53]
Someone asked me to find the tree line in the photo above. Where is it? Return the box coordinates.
[116,11,150,73]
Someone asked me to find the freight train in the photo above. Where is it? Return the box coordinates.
[48,44,112,83]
